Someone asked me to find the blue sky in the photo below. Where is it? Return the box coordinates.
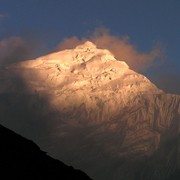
[0,0,180,94]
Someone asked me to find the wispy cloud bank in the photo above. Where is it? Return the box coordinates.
[0,37,32,66]
[57,27,164,72]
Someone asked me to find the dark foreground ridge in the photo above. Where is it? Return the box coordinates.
[0,124,92,180]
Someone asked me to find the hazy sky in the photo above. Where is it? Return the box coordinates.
[0,0,180,94]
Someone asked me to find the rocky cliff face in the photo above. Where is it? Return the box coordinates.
[0,41,180,180]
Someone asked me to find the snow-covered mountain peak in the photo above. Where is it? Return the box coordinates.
[4,41,164,117]
[75,41,97,50]
[8,41,128,70]
[6,41,162,97]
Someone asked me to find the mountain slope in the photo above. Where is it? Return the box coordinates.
[0,41,180,180]
[0,124,92,179]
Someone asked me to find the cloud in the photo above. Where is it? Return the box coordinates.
[57,27,164,72]
[0,37,32,66]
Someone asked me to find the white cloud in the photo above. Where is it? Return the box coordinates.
[0,36,31,65]
[57,27,164,72]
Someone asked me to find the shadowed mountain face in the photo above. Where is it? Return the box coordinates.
[0,41,180,180]
[0,124,92,180]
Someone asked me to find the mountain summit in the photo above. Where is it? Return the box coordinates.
[75,41,97,49]
[9,41,163,106]
[1,41,180,180]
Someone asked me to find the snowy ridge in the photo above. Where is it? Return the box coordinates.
[7,41,163,105]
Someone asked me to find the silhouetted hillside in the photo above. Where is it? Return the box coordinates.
[0,124,92,179]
